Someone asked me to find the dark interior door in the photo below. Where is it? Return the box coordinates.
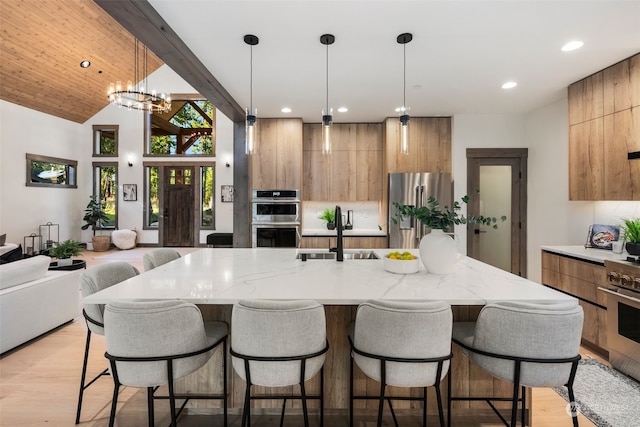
[162,166,194,247]
[466,148,527,277]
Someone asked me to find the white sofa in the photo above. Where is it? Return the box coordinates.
[0,255,81,354]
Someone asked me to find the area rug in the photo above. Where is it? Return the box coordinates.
[553,358,640,427]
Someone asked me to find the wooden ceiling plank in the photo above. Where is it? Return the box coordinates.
[0,0,165,123]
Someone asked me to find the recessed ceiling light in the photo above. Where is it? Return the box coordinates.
[80,60,91,68]
[281,107,292,113]
[562,41,584,52]
[337,107,348,113]
[501,81,518,89]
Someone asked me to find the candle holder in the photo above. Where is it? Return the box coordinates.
[23,233,42,256]
[39,222,59,252]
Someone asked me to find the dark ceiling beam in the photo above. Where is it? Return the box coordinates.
[94,0,245,123]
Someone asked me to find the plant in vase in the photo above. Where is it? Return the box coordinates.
[392,194,506,274]
[318,208,336,230]
[50,239,82,266]
[620,217,640,256]
[82,195,111,252]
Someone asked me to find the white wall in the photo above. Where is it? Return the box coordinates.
[81,65,235,245]
[525,99,594,282]
[0,101,86,246]
[451,113,528,257]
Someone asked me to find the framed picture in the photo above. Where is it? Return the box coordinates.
[123,184,137,201]
[585,224,620,249]
[221,185,234,202]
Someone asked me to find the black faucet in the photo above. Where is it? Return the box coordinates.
[329,205,344,261]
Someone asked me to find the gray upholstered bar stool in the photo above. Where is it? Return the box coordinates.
[349,300,453,427]
[143,248,181,271]
[104,300,228,427]
[76,262,139,424]
[230,299,329,427]
[450,301,584,427]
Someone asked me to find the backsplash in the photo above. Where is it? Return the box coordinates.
[594,201,640,226]
[302,201,382,231]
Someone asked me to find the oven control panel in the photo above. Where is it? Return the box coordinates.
[605,260,640,291]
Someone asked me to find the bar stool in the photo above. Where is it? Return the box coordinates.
[230,299,329,427]
[76,262,139,424]
[349,300,453,427]
[104,300,228,427]
[449,300,583,427]
[143,248,181,271]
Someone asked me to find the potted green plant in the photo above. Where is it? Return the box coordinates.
[392,194,506,232]
[82,195,111,252]
[318,208,336,230]
[392,193,506,274]
[50,239,82,266]
[620,217,640,255]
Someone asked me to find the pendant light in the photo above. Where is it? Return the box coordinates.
[244,34,259,155]
[320,34,335,155]
[397,33,412,155]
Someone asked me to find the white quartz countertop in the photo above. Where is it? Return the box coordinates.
[541,245,630,264]
[302,229,387,237]
[83,248,574,306]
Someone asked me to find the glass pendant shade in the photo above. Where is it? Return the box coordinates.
[320,34,335,156]
[244,34,259,155]
[400,112,410,155]
[397,33,413,156]
[322,108,332,155]
[246,108,257,155]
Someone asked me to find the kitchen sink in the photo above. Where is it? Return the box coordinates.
[296,251,379,260]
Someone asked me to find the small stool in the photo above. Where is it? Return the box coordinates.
[111,229,136,250]
[207,233,233,248]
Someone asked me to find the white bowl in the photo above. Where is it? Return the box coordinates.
[383,256,420,274]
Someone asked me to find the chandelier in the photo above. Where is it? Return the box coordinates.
[107,38,171,112]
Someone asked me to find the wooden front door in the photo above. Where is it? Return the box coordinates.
[162,166,194,247]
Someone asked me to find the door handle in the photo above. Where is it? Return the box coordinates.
[474,229,487,234]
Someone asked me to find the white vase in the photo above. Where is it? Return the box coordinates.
[57,258,73,267]
[419,229,458,274]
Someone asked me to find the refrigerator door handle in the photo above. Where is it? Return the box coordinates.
[416,185,425,242]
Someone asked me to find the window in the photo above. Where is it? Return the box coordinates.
[201,166,215,228]
[93,162,118,228]
[93,125,119,156]
[26,153,77,188]
[145,97,215,156]
[144,166,159,228]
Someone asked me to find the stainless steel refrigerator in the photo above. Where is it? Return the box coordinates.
[388,173,453,248]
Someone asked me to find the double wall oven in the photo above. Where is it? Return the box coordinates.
[251,190,300,248]
[601,258,640,381]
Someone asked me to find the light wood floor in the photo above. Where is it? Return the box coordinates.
[0,247,606,426]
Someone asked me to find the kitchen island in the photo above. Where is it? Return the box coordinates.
[84,248,575,420]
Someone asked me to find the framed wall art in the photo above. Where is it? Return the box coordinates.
[123,184,137,201]
[221,185,234,202]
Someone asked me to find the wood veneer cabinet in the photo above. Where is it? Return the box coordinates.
[299,236,387,249]
[568,53,640,200]
[251,118,303,190]
[383,117,452,173]
[303,123,382,201]
[541,251,608,355]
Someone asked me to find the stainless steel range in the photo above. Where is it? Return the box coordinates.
[251,190,301,248]
[601,258,640,381]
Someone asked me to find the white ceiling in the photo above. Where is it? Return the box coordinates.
[148,0,640,123]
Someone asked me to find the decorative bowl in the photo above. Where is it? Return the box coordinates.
[383,256,420,274]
